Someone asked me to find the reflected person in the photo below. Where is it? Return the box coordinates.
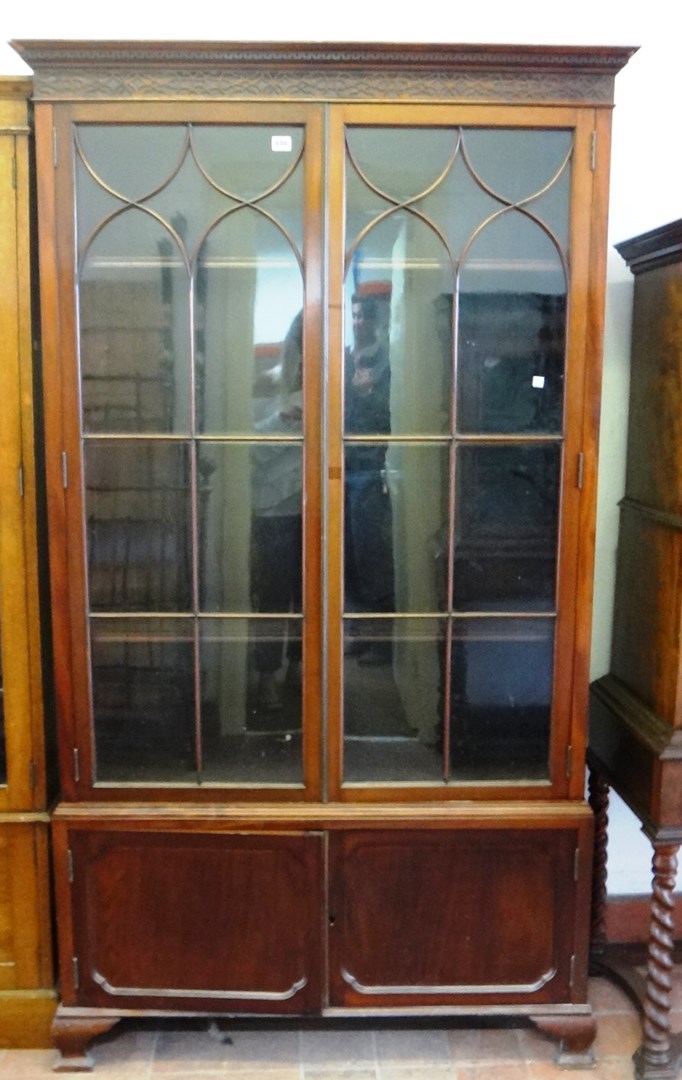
[344,293,395,665]
[251,312,303,711]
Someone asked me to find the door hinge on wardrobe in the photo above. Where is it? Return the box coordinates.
[53,126,58,168]
[18,463,25,497]
[590,132,597,171]
[574,846,580,882]
[570,953,577,987]
[67,848,75,884]
[72,956,80,990]
[73,747,80,783]
[577,453,585,490]
[62,451,69,489]
[566,744,573,780]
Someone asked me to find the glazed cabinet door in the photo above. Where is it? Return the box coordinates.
[44,103,324,799]
[327,106,598,800]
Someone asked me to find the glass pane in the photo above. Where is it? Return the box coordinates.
[344,443,449,618]
[344,618,444,783]
[92,617,195,783]
[79,214,191,434]
[462,129,572,248]
[77,125,189,204]
[201,619,302,784]
[85,442,192,613]
[345,168,458,429]
[346,127,457,204]
[459,215,566,436]
[199,439,303,614]
[191,126,304,205]
[457,291,566,435]
[448,617,554,780]
[453,444,560,612]
[199,212,303,435]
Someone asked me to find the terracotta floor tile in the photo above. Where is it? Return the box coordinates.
[589,975,639,1015]
[0,1050,56,1076]
[447,1026,523,1065]
[466,1065,529,1079]
[378,1066,457,1080]
[594,1012,642,1059]
[304,1070,377,1080]
[374,1028,451,1067]
[301,1027,376,1067]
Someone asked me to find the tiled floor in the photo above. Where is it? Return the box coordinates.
[0,972,676,1079]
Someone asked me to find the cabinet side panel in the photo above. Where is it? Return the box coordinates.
[611,509,682,727]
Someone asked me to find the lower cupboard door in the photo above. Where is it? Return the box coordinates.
[66,829,324,1013]
[328,829,581,1008]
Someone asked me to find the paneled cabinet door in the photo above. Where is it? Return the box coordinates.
[57,826,324,1014]
[328,825,590,1008]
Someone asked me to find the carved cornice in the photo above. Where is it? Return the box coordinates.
[11,41,636,106]
[617,219,682,275]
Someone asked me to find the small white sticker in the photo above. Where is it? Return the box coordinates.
[532,375,546,389]
[271,135,293,153]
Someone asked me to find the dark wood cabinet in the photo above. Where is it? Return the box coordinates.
[589,218,682,1080]
[13,39,633,1070]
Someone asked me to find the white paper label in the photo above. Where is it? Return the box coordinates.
[532,375,546,389]
[271,135,293,153]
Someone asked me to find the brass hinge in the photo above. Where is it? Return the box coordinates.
[67,848,75,884]
[53,126,58,168]
[574,846,581,882]
[566,744,573,780]
[73,747,80,783]
[590,131,597,172]
[62,451,69,489]
[18,463,25,498]
[72,956,80,990]
[570,953,577,987]
[577,453,585,490]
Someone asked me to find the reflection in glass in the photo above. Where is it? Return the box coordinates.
[457,291,566,435]
[344,618,443,783]
[449,617,554,780]
[453,444,560,612]
[92,617,195,783]
[458,213,566,436]
[343,287,395,667]
[198,211,303,435]
[199,440,303,614]
[344,215,452,436]
[201,619,302,784]
[344,443,450,618]
[85,442,192,613]
[80,215,191,435]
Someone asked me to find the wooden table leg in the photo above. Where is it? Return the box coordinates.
[588,766,610,958]
[634,843,682,1080]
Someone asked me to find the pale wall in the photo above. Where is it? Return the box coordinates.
[1,1,679,894]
